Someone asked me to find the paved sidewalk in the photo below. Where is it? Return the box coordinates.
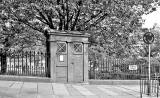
[0,81,153,98]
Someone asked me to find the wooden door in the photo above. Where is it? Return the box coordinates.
[72,43,84,82]
[56,42,68,82]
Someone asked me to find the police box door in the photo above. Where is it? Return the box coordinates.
[71,42,84,82]
[56,42,68,82]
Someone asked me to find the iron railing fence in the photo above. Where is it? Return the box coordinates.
[0,50,48,77]
[89,58,160,80]
[140,77,159,98]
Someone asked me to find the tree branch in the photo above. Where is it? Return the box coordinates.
[65,0,69,30]
[85,13,109,30]
[71,7,81,30]
[17,18,45,34]
[79,11,103,27]
[46,12,55,29]
[55,7,63,30]
[36,16,48,24]
[35,8,50,26]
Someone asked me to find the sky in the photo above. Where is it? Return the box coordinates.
[142,7,160,28]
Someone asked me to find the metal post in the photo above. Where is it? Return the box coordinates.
[147,44,151,96]
[149,44,151,86]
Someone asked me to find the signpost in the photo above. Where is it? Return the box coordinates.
[143,32,154,44]
[129,65,137,70]
[143,32,154,96]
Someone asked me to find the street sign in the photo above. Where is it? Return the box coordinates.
[142,32,154,96]
[129,65,137,70]
[143,32,154,44]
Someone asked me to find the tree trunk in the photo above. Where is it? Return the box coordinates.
[0,53,7,74]
[45,31,50,77]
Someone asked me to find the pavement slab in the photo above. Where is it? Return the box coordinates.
[20,82,37,96]
[18,94,37,98]
[72,85,95,96]
[38,83,53,95]
[37,94,56,98]
[0,81,15,88]
[113,86,140,97]
[97,86,119,96]
[10,82,23,89]
[98,85,129,96]
[0,80,158,98]
[119,85,140,92]
[65,84,82,96]
[84,85,109,96]
[52,83,69,95]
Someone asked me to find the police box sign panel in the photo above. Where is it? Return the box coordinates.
[143,32,154,44]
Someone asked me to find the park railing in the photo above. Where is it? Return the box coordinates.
[0,50,48,77]
[89,57,160,80]
[140,77,159,98]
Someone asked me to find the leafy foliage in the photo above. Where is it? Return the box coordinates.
[88,0,160,60]
[0,0,159,56]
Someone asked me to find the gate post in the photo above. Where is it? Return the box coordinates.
[48,30,89,83]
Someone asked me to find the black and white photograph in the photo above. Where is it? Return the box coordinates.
[0,0,160,98]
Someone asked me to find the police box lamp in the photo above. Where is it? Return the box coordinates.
[143,32,154,44]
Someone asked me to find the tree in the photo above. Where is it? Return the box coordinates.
[88,0,160,60]
[0,19,44,74]
[0,0,159,75]
[0,3,44,73]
